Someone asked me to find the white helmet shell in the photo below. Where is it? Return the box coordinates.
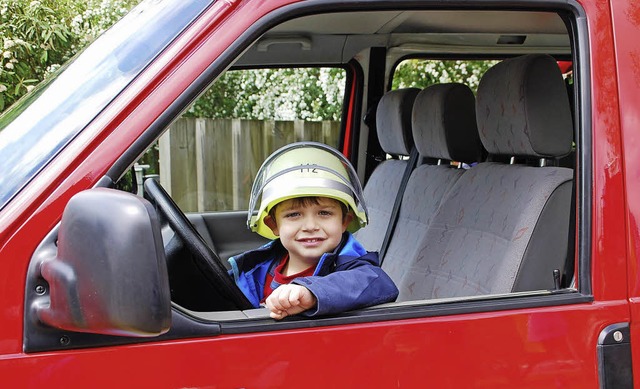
[247,142,368,239]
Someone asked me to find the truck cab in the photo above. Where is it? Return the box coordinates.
[0,0,639,387]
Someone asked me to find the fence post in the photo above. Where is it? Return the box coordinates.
[322,120,338,146]
[160,118,198,211]
[294,119,305,142]
[195,118,206,212]
[159,131,172,196]
[231,119,242,210]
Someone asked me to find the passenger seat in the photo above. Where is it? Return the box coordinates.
[382,83,485,284]
[353,88,419,252]
[396,54,574,301]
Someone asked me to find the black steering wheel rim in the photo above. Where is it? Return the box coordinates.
[143,178,253,310]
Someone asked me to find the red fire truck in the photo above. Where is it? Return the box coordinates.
[0,0,638,387]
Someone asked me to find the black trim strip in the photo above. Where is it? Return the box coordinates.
[344,59,365,164]
[219,292,592,335]
[569,2,592,296]
[363,46,387,181]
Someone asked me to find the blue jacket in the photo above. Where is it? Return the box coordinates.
[228,232,398,316]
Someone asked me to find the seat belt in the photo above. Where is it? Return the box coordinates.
[379,147,419,266]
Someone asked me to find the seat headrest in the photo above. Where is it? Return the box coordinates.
[412,83,485,164]
[476,54,573,158]
[376,88,419,155]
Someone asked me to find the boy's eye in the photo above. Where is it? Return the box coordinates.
[319,210,333,216]
[284,211,300,218]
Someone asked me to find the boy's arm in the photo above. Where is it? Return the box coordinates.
[291,254,399,316]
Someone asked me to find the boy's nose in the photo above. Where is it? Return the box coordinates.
[302,215,319,231]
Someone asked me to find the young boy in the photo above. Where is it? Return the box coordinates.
[229,142,398,319]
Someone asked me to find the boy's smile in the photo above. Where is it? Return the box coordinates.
[265,197,352,275]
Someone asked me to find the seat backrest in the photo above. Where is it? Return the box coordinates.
[396,54,574,301]
[382,83,485,283]
[353,88,419,252]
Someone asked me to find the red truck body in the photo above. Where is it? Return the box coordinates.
[0,0,639,387]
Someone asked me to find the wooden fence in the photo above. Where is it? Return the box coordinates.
[158,117,340,212]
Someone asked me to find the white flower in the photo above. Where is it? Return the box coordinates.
[0,84,7,93]
[46,64,61,74]
[5,62,13,69]
[3,39,14,50]
[3,51,11,58]
[26,85,35,92]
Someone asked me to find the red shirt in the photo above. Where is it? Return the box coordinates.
[262,254,316,302]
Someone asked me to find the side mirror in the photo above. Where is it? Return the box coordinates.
[33,188,171,337]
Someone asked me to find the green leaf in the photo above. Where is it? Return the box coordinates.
[54,29,68,42]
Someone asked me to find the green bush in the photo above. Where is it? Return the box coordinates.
[186,68,346,121]
[0,0,140,111]
[392,59,498,93]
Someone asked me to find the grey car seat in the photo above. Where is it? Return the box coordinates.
[382,83,485,284]
[353,88,419,252]
[396,54,574,301]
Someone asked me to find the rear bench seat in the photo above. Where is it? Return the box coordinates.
[395,54,574,301]
[382,83,485,284]
[353,88,419,253]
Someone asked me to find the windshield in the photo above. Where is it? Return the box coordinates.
[0,0,213,211]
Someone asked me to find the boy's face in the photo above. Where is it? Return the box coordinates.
[264,197,353,268]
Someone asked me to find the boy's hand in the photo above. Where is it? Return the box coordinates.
[265,284,317,320]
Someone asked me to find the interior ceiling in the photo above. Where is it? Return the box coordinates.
[270,11,568,35]
[235,10,571,67]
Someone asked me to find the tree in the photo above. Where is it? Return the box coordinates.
[185,68,346,121]
[392,59,498,93]
[0,0,140,111]
[185,60,495,121]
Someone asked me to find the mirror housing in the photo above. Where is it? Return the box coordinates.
[34,188,171,337]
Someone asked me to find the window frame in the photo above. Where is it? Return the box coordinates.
[108,0,593,334]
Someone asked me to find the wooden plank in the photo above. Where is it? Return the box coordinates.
[323,120,340,148]
[195,118,206,212]
[306,121,323,142]
[197,118,235,212]
[158,131,172,196]
[234,120,264,210]
[168,118,198,212]
[264,120,295,156]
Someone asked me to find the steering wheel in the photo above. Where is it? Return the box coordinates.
[143,178,253,310]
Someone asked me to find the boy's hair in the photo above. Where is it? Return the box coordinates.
[269,196,349,221]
